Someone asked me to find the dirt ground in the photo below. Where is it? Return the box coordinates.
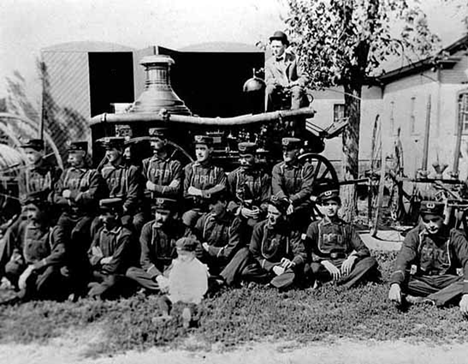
[1,326,467,364]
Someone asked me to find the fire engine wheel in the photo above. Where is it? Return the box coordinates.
[298,153,339,220]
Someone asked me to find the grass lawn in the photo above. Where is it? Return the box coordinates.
[0,251,467,356]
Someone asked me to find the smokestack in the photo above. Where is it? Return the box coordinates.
[130,55,191,115]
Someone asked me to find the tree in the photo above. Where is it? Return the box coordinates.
[285,0,440,221]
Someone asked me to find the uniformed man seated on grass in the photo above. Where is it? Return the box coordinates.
[0,191,67,304]
[304,189,379,289]
[126,198,184,293]
[220,195,307,290]
[87,198,136,299]
[388,201,468,315]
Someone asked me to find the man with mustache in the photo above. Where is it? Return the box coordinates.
[389,201,468,314]
[227,142,270,229]
[126,198,184,293]
[183,135,226,215]
[305,189,379,289]
[53,141,106,298]
[195,192,244,276]
[219,196,307,290]
[87,198,136,299]
[0,191,67,304]
[271,137,314,231]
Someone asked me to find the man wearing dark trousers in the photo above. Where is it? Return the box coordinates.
[126,198,184,293]
[87,198,136,299]
[54,141,106,298]
[220,196,307,290]
[389,201,468,314]
[271,137,314,231]
[305,189,379,289]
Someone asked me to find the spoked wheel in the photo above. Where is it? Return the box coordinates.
[298,153,339,221]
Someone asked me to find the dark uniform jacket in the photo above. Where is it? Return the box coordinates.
[271,160,314,209]
[390,225,468,294]
[183,160,226,207]
[195,212,243,260]
[142,156,182,199]
[54,167,105,212]
[88,225,134,275]
[227,166,271,213]
[17,163,62,203]
[101,162,143,214]
[250,220,306,272]
[6,221,66,271]
[305,218,370,262]
[139,220,184,278]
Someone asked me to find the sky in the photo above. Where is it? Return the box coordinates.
[0,0,466,102]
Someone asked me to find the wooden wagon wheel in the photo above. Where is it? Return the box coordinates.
[298,153,339,221]
[369,115,385,237]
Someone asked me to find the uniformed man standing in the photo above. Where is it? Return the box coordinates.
[126,198,184,293]
[142,137,183,201]
[17,139,61,204]
[87,198,136,299]
[54,141,106,297]
[220,196,307,290]
[183,135,226,214]
[227,142,270,228]
[98,137,145,231]
[305,189,379,289]
[271,137,314,230]
[388,201,468,314]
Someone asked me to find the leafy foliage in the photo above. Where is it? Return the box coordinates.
[285,0,440,89]
[1,251,467,357]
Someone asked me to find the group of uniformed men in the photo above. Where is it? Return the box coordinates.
[0,134,468,316]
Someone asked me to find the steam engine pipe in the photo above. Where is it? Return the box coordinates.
[90,107,316,127]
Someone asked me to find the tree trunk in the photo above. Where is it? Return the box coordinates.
[341,83,362,222]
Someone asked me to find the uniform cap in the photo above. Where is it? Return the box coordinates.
[420,201,444,217]
[318,189,341,205]
[99,198,123,213]
[269,30,289,46]
[20,139,44,151]
[97,137,126,149]
[194,135,213,145]
[238,142,257,155]
[175,237,198,252]
[268,195,289,214]
[67,141,88,152]
[153,197,176,211]
[281,137,302,149]
[23,190,50,209]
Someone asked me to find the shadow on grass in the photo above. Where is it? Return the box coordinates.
[0,251,467,356]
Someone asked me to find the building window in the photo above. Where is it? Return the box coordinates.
[460,93,468,134]
[410,97,416,134]
[333,104,345,123]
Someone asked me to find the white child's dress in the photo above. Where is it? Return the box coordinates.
[168,257,209,305]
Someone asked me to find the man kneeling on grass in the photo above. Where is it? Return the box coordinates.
[304,189,379,289]
[388,201,468,315]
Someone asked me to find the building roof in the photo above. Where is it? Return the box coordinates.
[178,42,263,53]
[42,41,135,53]
[378,34,468,84]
